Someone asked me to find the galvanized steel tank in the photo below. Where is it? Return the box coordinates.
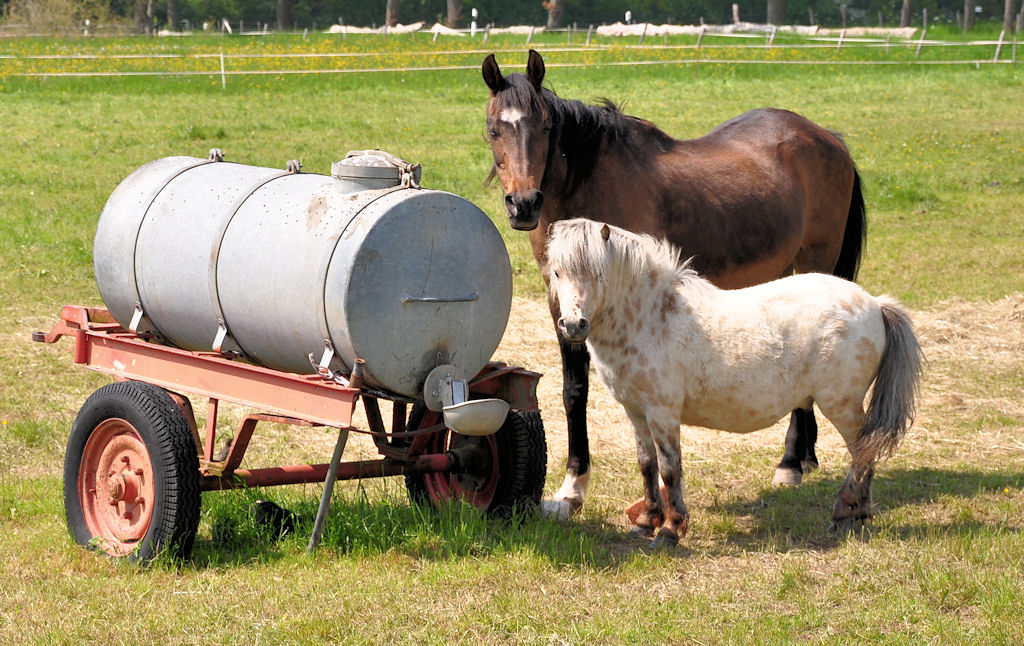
[93,150,513,399]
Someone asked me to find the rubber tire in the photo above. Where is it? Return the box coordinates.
[64,381,201,563]
[406,408,547,519]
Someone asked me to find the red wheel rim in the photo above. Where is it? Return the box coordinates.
[77,418,156,556]
[420,412,500,510]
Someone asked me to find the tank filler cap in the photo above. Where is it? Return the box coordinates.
[331,149,421,192]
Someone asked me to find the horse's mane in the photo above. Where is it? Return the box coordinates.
[494,74,676,195]
[548,220,702,288]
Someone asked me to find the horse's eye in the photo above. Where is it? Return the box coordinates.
[488,130,500,139]
[552,270,560,280]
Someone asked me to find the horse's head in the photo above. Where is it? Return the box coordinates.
[482,49,551,231]
[547,222,614,344]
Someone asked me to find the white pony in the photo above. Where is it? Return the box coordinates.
[547,220,923,548]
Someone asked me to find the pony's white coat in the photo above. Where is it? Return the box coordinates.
[547,219,922,542]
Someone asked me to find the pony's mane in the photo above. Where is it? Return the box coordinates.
[493,74,676,195]
[547,219,700,287]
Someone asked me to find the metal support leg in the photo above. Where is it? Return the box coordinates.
[307,427,350,553]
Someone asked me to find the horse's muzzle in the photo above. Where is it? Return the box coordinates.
[504,190,544,230]
[557,316,590,344]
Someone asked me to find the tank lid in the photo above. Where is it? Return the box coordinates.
[331,149,422,186]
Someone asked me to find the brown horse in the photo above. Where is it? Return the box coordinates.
[482,50,866,512]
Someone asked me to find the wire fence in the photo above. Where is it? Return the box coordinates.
[1,30,1018,79]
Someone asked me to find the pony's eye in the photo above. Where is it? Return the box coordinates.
[488,130,500,139]
[552,270,560,279]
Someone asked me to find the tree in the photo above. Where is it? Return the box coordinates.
[277,0,293,30]
[543,0,563,28]
[900,0,912,27]
[767,0,786,24]
[446,0,462,28]
[964,0,975,30]
[1005,0,1018,32]
[167,0,178,30]
[386,0,400,26]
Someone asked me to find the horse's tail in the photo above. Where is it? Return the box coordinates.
[854,297,923,466]
[832,169,866,282]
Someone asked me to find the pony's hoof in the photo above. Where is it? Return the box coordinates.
[539,499,573,521]
[628,525,655,540]
[772,467,803,487]
[647,531,679,551]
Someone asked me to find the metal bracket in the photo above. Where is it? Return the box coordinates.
[128,303,145,334]
[212,319,229,353]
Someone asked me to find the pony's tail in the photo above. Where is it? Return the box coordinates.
[832,170,866,282]
[854,297,924,467]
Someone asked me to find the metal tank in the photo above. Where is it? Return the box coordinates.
[93,150,513,399]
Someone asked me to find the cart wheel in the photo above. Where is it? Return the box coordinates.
[406,407,546,518]
[63,381,201,563]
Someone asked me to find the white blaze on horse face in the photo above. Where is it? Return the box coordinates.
[499,107,527,125]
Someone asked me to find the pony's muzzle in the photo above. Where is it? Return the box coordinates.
[558,315,590,343]
[504,190,544,230]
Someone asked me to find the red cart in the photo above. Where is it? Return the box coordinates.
[35,305,546,562]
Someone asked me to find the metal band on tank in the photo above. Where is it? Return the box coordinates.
[131,157,219,336]
[206,167,297,356]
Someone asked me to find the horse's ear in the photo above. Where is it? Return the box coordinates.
[526,49,545,90]
[547,222,555,237]
[600,224,610,242]
[482,54,504,93]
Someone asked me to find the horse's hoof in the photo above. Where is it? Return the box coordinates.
[772,467,803,487]
[829,517,870,537]
[628,525,655,540]
[539,499,573,521]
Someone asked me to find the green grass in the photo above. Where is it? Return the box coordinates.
[1,33,1023,644]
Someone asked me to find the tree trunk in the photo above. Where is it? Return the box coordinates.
[167,0,179,31]
[544,0,563,29]
[135,0,153,34]
[277,0,293,31]
[900,0,912,28]
[963,0,975,31]
[766,0,786,25]
[386,0,400,27]
[446,0,463,28]
[1005,0,1018,33]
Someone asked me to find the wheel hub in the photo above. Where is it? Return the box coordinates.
[78,418,156,555]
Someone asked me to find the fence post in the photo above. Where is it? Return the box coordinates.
[526,25,534,45]
[837,29,846,52]
[994,29,1006,61]
[220,52,226,90]
[585,24,593,47]
[915,28,927,58]
[639,23,647,45]
[696,25,706,50]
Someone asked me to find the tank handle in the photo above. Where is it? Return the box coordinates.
[400,291,478,304]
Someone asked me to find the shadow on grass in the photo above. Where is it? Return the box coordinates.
[170,466,1023,571]
[706,466,1024,553]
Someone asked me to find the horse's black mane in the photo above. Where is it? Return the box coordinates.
[497,73,676,196]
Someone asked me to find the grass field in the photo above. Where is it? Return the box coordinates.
[1,31,1023,644]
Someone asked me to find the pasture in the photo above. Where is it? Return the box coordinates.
[1,31,1023,643]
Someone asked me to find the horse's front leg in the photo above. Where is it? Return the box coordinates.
[550,338,591,512]
[649,418,689,549]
